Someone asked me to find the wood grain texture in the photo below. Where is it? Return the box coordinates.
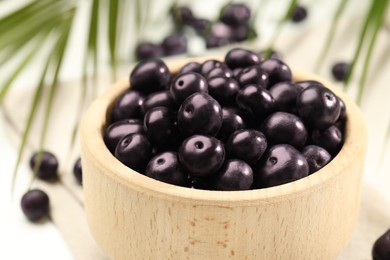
[80,57,367,260]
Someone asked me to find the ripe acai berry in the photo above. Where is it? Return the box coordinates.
[217,107,246,142]
[207,66,233,79]
[236,65,269,88]
[332,62,350,82]
[372,229,390,260]
[30,151,59,181]
[260,112,308,149]
[177,92,222,136]
[130,59,171,95]
[215,159,253,191]
[161,34,187,56]
[291,6,308,23]
[296,84,341,130]
[226,129,267,165]
[269,82,303,112]
[104,119,144,154]
[302,145,331,174]
[260,58,292,88]
[145,151,188,186]
[110,90,144,122]
[236,84,275,122]
[21,189,50,222]
[73,157,82,185]
[254,144,309,188]
[179,135,225,177]
[141,90,175,115]
[144,107,178,147]
[179,62,201,74]
[224,48,260,70]
[135,42,163,61]
[207,76,239,106]
[311,125,343,156]
[220,3,251,27]
[170,72,208,104]
[200,60,227,77]
[115,133,152,172]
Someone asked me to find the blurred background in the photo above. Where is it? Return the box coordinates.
[0,0,389,259]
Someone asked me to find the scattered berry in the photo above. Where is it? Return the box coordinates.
[291,6,308,23]
[73,157,82,185]
[30,151,59,181]
[372,229,390,260]
[21,189,50,222]
[332,62,350,81]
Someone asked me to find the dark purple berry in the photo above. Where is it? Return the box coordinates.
[171,6,194,25]
[179,135,225,177]
[296,84,341,130]
[161,35,187,56]
[179,62,201,74]
[135,42,163,61]
[236,84,275,121]
[141,90,175,115]
[207,77,239,105]
[261,112,308,149]
[209,22,233,40]
[291,6,308,23]
[232,25,250,42]
[144,107,178,147]
[215,159,253,191]
[226,129,267,165]
[145,151,188,186]
[302,145,331,174]
[104,119,144,154]
[260,58,292,87]
[110,90,144,122]
[236,65,269,88]
[233,68,243,78]
[254,144,309,188]
[217,107,245,142]
[335,98,347,132]
[200,59,227,77]
[170,72,208,104]
[205,34,231,49]
[224,48,260,70]
[311,125,343,156]
[372,229,390,260]
[332,62,350,81]
[130,59,170,95]
[21,189,49,222]
[115,133,152,172]
[269,82,303,112]
[73,157,82,185]
[220,3,251,27]
[207,66,233,79]
[190,18,210,34]
[177,92,222,136]
[30,151,58,181]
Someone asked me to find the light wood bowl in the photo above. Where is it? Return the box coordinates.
[80,56,367,260]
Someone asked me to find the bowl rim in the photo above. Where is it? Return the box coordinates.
[80,56,367,206]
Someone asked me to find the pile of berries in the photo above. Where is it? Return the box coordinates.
[135,3,256,61]
[105,47,346,191]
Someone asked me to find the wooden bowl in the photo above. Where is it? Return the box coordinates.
[80,57,367,259]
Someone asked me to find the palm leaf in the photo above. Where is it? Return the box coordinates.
[344,0,377,86]
[108,0,119,81]
[356,0,389,104]
[314,0,349,72]
[264,0,298,59]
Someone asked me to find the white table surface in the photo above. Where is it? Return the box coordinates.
[1,0,390,259]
